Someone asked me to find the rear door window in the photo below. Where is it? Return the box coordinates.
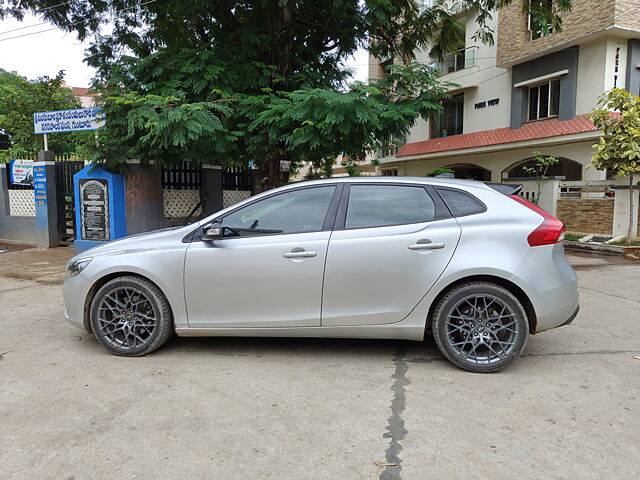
[345,185,436,229]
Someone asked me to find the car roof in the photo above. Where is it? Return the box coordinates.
[287,176,493,191]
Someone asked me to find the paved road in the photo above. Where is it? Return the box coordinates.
[0,248,638,479]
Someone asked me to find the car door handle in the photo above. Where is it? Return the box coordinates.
[283,249,317,258]
[408,240,445,250]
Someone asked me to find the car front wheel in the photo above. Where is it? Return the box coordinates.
[432,282,529,373]
[89,275,174,356]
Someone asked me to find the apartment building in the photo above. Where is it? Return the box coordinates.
[373,0,640,183]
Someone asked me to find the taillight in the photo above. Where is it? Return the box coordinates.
[508,195,566,247]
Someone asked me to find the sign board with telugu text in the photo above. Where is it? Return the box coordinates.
[34,107,105,134]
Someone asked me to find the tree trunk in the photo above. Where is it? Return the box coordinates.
[627,173,635,244]
[255,156,289,193]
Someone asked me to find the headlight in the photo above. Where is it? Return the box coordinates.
[67,258,93,278]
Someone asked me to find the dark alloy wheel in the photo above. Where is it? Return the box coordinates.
[89,275,174,356]
[432,282,529,373]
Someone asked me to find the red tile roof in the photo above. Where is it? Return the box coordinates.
[71,87,97,97]
[397,114,599,157]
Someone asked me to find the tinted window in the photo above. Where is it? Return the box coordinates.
[437,188,485,216]
[221,186,335,236]
[345,185,435,229]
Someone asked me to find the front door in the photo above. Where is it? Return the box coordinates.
[322,184,461,326]
[184,185,338,328]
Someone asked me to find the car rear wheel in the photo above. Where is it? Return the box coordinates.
[432,282,528,373]
[89,275,173,356]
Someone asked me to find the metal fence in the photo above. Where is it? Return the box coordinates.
[223,166,252,191]
[162,162,202,190]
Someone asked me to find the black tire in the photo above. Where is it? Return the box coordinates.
[89,275,174,356]
[432,282,528,373]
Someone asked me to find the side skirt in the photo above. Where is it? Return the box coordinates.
[175,309,428,341]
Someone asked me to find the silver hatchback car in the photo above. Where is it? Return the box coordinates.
[63,177,579,372]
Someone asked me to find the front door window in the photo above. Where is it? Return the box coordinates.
[220,186,336,237]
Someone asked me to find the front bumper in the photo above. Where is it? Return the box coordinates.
[62,273,93,331]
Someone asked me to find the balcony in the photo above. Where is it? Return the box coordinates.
[434,46,478,76]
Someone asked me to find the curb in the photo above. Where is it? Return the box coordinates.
[564,240,640,256]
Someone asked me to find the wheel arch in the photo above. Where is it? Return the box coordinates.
[82,272,174,334]
[426,275,537,335]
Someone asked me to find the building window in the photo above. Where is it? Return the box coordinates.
[528,79,560,121]
[528,0,554,40]
[380,136,401,158]
[432,93,464,138]
[382,168,398,176]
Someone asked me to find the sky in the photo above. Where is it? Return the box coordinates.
[0,13,369,88]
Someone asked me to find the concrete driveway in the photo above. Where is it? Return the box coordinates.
[0,246,638,480]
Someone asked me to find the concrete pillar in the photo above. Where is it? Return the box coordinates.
[34,152,59,248]
[612,182,640,238]
[201,164,223,215]
[124,160,169,235]
[0,162,9,215]
[538,180,560,216]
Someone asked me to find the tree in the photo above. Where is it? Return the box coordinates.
[426,167,455,177]
[590,88,640,242]
[522,151,559,205]
[0,69,85,159]
[1,1,573,189]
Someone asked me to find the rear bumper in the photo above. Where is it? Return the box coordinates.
[514,243,580,333]
[560,304,580,327]
[534,284,580,332]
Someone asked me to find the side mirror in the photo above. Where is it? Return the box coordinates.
[200,222,222,242]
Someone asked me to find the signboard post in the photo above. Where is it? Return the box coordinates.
[31,107,107,249]
[73,166,126,251]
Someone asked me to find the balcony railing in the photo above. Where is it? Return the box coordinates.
[434,46,478,76]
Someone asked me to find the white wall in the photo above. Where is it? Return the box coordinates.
[575,40,607,115]
[604,37,628,91]
[403,9,511,144]
[576,37,629,115]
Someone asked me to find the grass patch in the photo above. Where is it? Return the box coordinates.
[564,233,586,242]
[606,238,640,246]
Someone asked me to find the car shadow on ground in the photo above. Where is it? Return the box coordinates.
[159,333,440,358]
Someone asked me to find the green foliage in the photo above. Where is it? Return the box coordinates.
[590,88,640,241]
[521,151,558,205]
[564,232,586,242]
[426,167,455,177]
[0,69,85,160]
[340,156,364,177]
[590,89,640,177]
[1,1,573,187]
[522,151,559,179]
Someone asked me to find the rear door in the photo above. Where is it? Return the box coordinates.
[321,183,461,326]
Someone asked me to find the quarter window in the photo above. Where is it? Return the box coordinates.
[528,79,560,121]
[436,188,485,216]
[220,186,335,237]
[345,185,436,229]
